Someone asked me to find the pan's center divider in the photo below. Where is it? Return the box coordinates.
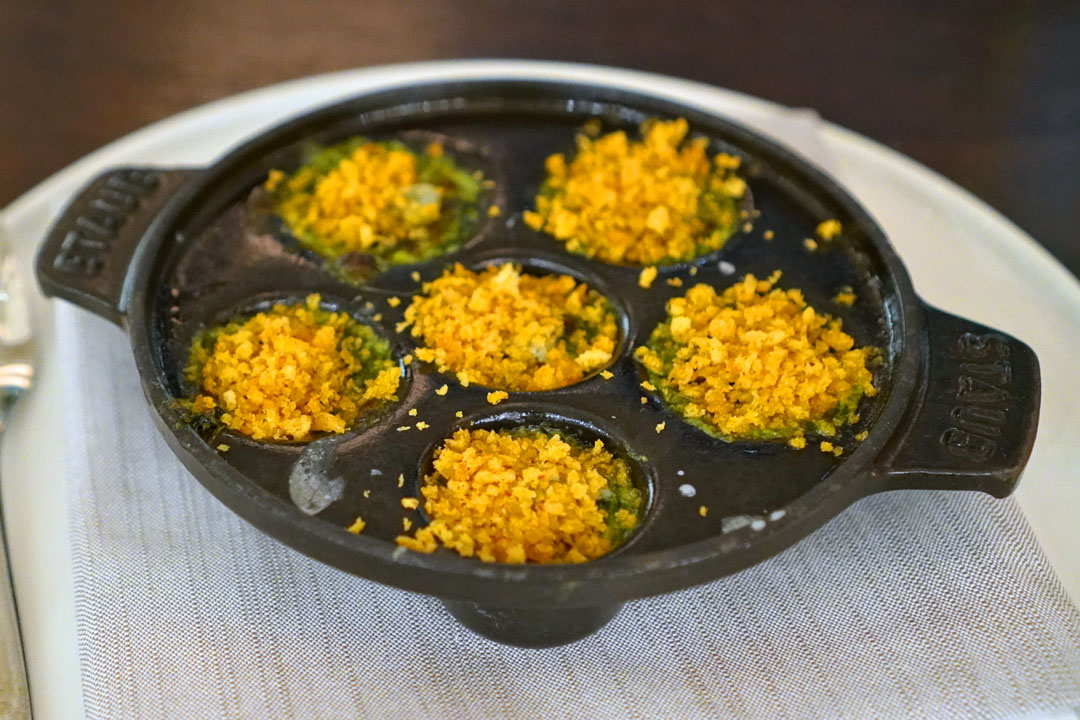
[441,599,624,647]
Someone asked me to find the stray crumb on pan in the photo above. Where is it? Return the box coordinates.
[435,384,449,396]
[346,517,366,534]
[487,390,509,405]
[834,288,857,306]
[816,219,842,240]
[655,422,666,433]
[639,266,658,289]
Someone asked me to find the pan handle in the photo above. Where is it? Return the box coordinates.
[35,167,197,326]
[875,303,1040,498]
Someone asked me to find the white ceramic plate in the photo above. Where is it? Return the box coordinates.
[4,61,1078,720]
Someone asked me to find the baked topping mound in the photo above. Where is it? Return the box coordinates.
[635,272,877,443]
[185,294,399,441]
[523,118,746,266]
[396,427,643,564]
[404,263,619,391]
[265,137,483,276]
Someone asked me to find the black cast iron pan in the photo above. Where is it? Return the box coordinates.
[35,79,1040,647]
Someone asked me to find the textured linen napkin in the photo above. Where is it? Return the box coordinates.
[59,109,1080,720]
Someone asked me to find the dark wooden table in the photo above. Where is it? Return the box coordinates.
[3,1,1078,276]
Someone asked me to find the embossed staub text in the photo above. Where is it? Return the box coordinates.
[940,332,1012,463]
[51,169,160,277]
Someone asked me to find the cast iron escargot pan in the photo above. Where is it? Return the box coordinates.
[35,79,1041,647]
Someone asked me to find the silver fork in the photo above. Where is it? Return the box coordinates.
[0,226,34,720]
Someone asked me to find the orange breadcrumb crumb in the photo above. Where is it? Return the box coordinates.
[270,143,439,255]
[186,295,399,442]
[636,272,877,444]
[524,118,746,265]
[395,428,642,564]
[405,263,619,391]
